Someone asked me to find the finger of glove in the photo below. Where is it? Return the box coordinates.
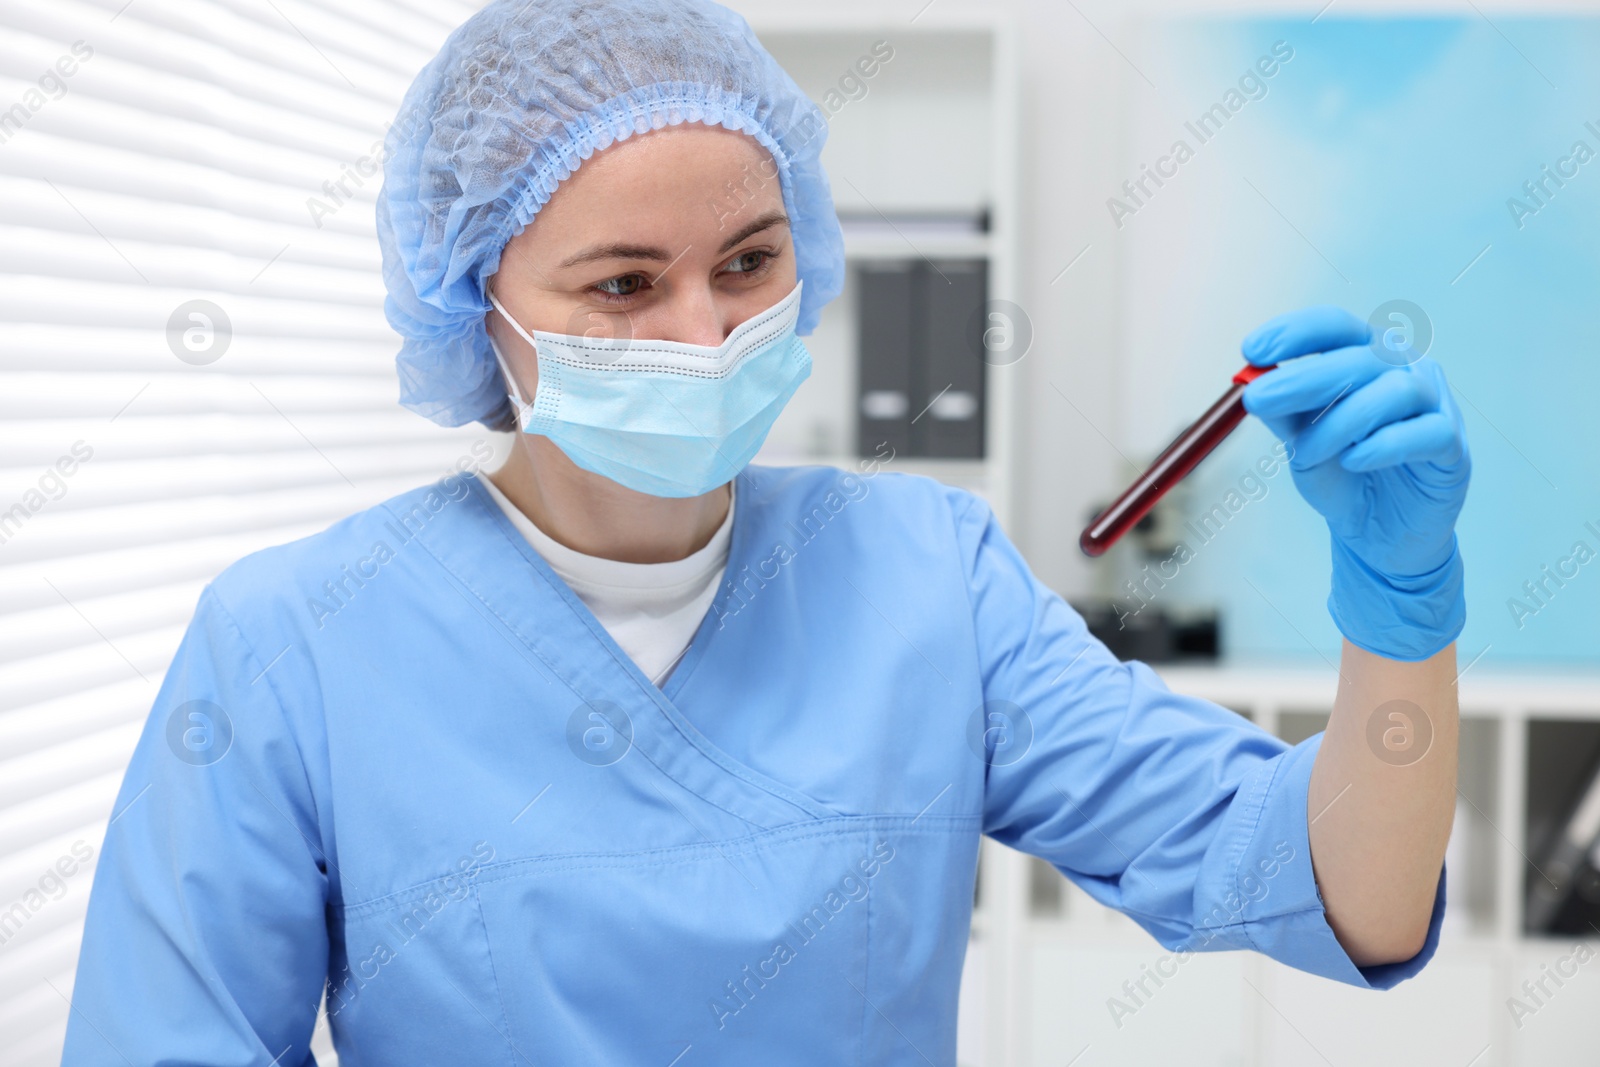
[1253,410,1305,443]
[1408,360,1472,474]
[1290,369,1437,470]
[1341,411,1462,472]
[1421,360,1471,438]
[1241,306,1372,367]
[1244,347,1392,422]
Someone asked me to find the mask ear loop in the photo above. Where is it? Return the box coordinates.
[486,288,535,427]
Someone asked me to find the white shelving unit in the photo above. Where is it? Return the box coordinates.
[987,663,1600,1067]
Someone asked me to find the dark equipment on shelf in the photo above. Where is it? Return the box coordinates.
[1071,601,1220,664]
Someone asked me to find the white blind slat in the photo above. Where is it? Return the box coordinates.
[0,580,206,664]
[0,372,401,414]
[0,677,156,759]
[0,772,120,860]
[0,523,366,615]
[0,923,87,1013]
[0,474,484,560]
[0,325,407,373]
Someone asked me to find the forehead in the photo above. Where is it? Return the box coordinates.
[530,124,784,240]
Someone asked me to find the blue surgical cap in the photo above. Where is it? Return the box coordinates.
[376,0,847,430]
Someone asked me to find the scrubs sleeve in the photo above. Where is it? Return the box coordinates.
[63,586,330,1066]
[950,489,1445,991]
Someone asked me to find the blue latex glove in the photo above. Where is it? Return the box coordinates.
[1240,306,1471,662]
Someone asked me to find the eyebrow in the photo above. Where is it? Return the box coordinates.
[557,242,671,270]
[717,210,790,255]
[553,211,792,271]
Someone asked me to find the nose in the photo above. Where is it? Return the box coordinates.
[661,284,733,347]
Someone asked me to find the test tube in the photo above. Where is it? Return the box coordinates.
[1079,364,1275,558]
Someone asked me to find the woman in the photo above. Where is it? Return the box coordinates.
[65,0,1471,1063]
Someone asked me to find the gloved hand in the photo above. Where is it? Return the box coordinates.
[1239,306,1471,662]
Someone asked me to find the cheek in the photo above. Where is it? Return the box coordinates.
[722,256,799,332]
[752,240,800,294]
[562,305,634,343]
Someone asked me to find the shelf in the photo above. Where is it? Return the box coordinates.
[842,232,993,262]
[1155,663,1600,720]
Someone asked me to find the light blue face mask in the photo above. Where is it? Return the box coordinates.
[486,282,811,498]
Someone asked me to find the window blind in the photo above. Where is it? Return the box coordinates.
[0,0,491,1060]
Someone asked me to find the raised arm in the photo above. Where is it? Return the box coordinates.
[1240,305,1472,967]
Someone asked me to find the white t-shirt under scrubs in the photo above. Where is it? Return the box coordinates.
[479,475,733,687]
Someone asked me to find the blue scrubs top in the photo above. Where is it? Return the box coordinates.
[64,465,1446,1065]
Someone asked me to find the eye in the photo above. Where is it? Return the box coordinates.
[723,250,773,275]
[592,274,647,299]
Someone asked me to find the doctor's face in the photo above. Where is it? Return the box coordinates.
[485,124,798,393]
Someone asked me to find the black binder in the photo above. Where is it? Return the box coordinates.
[923,259,987,459]
[855,259,988,460]
[856,263,917,459]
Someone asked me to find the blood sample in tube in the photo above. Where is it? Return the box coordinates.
[1079,365,1275,558]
